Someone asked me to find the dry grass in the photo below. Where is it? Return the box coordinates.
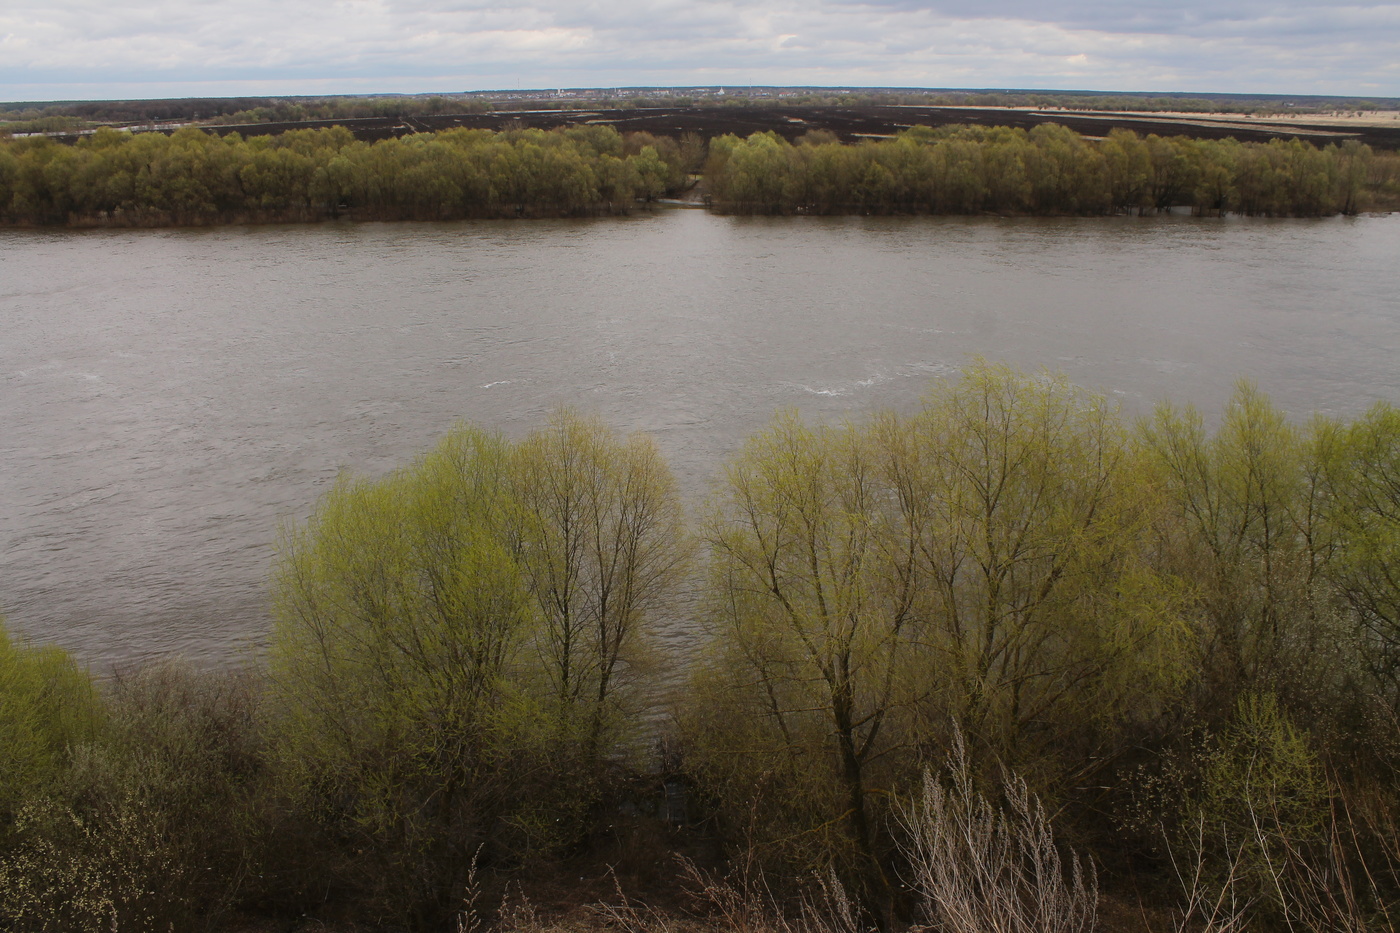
[1162,787,1400,933]
[898,731,1097,933]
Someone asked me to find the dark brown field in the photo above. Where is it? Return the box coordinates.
[192,103,1400,149]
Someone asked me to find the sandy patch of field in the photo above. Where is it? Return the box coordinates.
[1250,110,1400,128]
[1117,109,1400,128]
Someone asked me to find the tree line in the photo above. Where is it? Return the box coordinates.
[5,365,1400,931]
[705,124,1399,216]
[1,121,1397,226]
[0,95,495,131]
[0,124,691,225]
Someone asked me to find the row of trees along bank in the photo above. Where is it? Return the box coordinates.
[0,124,692,225]
[1,122,1398,225]
[6,365,1400,931]
[705,124,1399,215]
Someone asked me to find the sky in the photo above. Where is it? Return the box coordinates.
[2,0,1399,103]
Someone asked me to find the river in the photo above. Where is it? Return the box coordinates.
[2,209,1399,667]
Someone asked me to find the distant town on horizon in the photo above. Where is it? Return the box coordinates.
[5,84,1400,111]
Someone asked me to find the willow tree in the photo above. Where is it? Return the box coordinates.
[270,412,687,923]
[908,364,1186,776]
[270,426,533,923]
[1323,402,1400,704]
[509,409,688,750]
[692,411,924,900]
[689,365,1185,911]
[1138,383,1334,706]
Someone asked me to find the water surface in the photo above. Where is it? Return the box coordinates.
[2,211,1398,665]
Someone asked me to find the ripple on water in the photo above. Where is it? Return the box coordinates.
[1,212,1398,668]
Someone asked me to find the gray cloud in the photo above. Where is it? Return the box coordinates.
[2,0,1397,101]
[847,1,1400,38]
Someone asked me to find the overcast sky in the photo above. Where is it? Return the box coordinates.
[3,1,1399,103]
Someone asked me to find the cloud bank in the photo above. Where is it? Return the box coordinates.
[2,0,1398,102]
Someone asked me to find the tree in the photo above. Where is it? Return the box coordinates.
[270,425,536,924]
[908,364,1184,774]
[1323,402,1400,703]
[688,364,1183,913]
[1334,140,1373,215]
[1100,129,1152,214]
[694,411,921,901]
[1138,383,1328,703]
[509,409,688,750]
[629,145,670,202]
[268,412,686,925]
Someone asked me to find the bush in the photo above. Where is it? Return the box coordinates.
[0,661,260,932]
[0,618,98,817]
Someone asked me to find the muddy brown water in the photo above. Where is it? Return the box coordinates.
[2,210,1399,667]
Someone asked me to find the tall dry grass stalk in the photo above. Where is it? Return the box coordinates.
[1167,817,1253,933]
[898,731,1097,933]
[1246,793,1397,933]
[1168,788,1400,933]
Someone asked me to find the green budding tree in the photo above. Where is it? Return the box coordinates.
[269,413,685,925]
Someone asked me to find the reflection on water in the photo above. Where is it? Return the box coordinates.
[2,211,1398,666]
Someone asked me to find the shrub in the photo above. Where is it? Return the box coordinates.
[0,662,260,932]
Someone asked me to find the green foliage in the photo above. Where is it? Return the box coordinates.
[270,425,537,921]
[1323,402,1400,703]
[704,126,1395,217]
[0,663,259,933]
[509,409,688,742]
[908,364,1188,763]
[5,115,1391,224]
[268,415,686,926]
[1200,694,1326,841]
[689,410,921,882]
[686,363,1189,906]
[0,123,686,225]
[1189,693,1328,923]
[1137,383,1355,730]
[0,620,98,817]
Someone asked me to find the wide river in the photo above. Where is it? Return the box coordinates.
[3,209,1399,668]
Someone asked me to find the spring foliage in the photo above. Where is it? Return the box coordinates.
[2,121,1396,225]
[0,124,690,225]
[0,621,96,816]
[704,126,1397,216]
[7,372,1400,930]
[268,413,685,923]
[687,364,1188,890]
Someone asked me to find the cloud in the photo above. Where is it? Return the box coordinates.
[1,0,1398,101]
[848,1,1400,39]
